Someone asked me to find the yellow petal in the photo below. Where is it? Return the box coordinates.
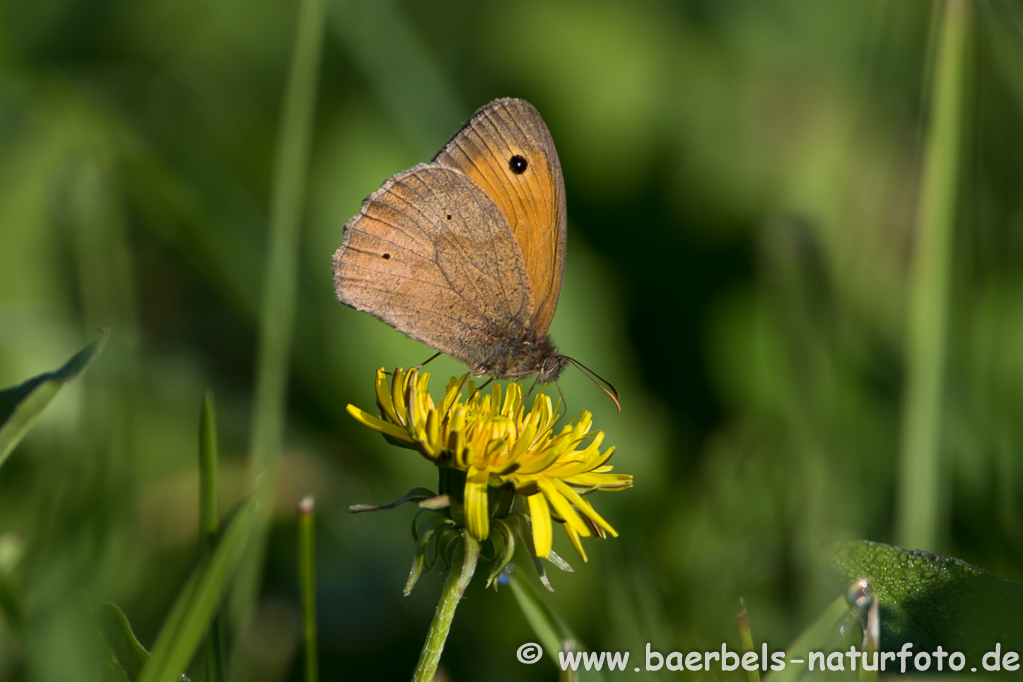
[374,368,401,425]
[506,419,539,463]
[425,408,441,451]
[537,478,590,537]
[446,407,466,457]
[346,405,413,443]
[502,382,521,417]
[552,478,618,537]
[563,523,588,562]
[566,472,633,490]
[443,375,466,413]
[464,467,490,541]
[527,493,553,558]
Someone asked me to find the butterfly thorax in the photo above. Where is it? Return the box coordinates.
[472,331,567,384]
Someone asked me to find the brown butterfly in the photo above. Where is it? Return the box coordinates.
[332,98,617,405]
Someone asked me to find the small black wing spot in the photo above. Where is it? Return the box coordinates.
[382,253,391,260]
[509,155,528,174]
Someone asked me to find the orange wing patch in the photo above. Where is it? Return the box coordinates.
[433,98,568,335]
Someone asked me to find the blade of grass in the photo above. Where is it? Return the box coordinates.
[94,603,152,680]
[0,334,108,468]
[232,0,327,628]
[505,570,605,681]
[506,570,568,661]
[895,0,970,550]
[138,497,259,682]
[330,0,462,156]
[736,599,761,682]
[297,496,318,682]
[0,534,30,663]
[200,392,220,545]
[200,392,225,682]
[764,595,857,682]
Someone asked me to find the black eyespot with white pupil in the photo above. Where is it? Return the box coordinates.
[509,155,528,174]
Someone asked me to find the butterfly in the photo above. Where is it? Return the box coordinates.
[332,98,617,405]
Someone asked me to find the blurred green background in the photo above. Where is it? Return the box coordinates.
[2,0,1022,679]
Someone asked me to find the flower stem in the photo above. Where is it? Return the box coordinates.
[412,531,479,682]
[298,496,318,682]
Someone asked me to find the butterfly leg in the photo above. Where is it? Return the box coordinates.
[384,352,441,383]
[416,352,443,370]
[472,377,494,396]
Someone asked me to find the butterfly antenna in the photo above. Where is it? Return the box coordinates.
[566,357,621,412]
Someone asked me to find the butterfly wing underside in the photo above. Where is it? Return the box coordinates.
[432,98,567,336]
[333,165,534,367]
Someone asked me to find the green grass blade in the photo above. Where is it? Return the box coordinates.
[506,570,568,660]
[199,392,225,682]
[200,391,220,546]
[505,570,605,681]
[895,0,970,550]
[736,600,761,682]
[138,496,260,682]
[94,603,152,680]
[0,534,29,660]
[297,496,318,682]
[764,596,856,682]
[0,334,108,468]
[233,0,327,626]
[330,0,462,155]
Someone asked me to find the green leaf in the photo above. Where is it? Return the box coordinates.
[0,334,108,468]
[94,603,152,681]
[137,495,259,682]
[348,487,437,513]
[821,540,1023,660]
[405,515,455,596]
[485,521,516,590]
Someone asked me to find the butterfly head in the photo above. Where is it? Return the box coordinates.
[537,353,569,384]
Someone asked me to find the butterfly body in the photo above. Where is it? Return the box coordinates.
[471,330,566,383]
[333,98,568,383]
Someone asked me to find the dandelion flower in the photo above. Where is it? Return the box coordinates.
[348,367,632,564]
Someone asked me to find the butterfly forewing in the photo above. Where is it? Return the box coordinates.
[333,165,534,368]
[432,98,567,335]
